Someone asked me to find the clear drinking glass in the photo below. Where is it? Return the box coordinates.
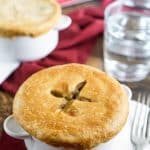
[104,0,150,82]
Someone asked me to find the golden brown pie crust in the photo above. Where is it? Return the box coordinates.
[13,63,129,149]
[0,0,61,38]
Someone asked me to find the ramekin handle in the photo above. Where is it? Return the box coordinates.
[54,15,72,31]
[3,115,30,140]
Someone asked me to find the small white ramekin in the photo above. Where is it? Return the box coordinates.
[3,85,132,150]
[0,15,71,62]
[0,15,72,84]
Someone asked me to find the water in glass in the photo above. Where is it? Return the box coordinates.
[104,11,150,82]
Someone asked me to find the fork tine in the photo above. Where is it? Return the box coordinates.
[131,92,142,139]
[141,92,149,138]
[137,92,144,138]
[131,105,136,139]
[146,94,150,138]
[131,99,137,140]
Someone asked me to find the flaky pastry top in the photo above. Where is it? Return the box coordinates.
[0,0,61,37]
[13,63,128,149]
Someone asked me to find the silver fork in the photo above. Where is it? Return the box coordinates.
[131,92,150,150]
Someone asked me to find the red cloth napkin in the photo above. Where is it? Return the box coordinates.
[0,0,113,149]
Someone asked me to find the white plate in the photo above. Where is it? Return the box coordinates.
[97,100,150,150]
[25,100,150,150]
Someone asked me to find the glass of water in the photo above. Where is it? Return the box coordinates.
[104,0,150,82]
